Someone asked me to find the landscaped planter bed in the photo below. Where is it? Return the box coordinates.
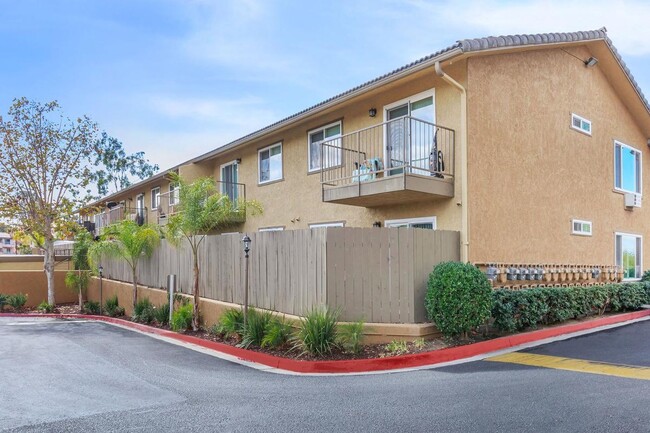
[4,302,648,362]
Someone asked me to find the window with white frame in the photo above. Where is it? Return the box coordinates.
[308,121,342,172]
[309,222,344,229]
[169,183,179,206]
[151,187,161,209]
[615,233,642,280]
[385,216,437,229]
[571,113,592,135]
[259,143,283,184]
[571,219,592,236]
[259,226,284,232]
[614,141,642,194]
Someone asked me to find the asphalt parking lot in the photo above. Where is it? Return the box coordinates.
[1,316,649,433]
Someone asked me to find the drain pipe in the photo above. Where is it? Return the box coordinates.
[435,61,469,262]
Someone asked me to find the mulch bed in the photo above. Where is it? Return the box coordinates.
[2,304,635,361]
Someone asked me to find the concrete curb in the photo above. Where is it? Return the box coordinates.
[2,310,649,374]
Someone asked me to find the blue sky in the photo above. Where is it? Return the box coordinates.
[1,0,649,172]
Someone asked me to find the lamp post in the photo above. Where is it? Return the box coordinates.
[242,234,251,328]
[98,265,103,315]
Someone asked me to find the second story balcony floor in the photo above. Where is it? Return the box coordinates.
[320,116,455,207]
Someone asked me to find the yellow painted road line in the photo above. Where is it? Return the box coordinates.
[485,352,650,381]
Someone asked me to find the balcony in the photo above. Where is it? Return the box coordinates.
[154,181,248,226]
[320,117,455,207]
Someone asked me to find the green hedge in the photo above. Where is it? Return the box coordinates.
[492,282,650,332]
[425,262,493,337]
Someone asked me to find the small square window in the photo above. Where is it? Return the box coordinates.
[572,219,592,236]
[571,113,592,136]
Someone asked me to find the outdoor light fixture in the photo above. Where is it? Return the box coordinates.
[584,56,598,68]
[242,235,251,257]
[242,234,252,327]
[235,158,242,164]
[98,265,104,315]
[373,221,382,227]
[98,265,103,278]
[368,108,377,117]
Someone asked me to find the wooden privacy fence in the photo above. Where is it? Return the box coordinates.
[101,228,459,323]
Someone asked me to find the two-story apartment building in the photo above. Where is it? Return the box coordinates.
[86,28,650,281]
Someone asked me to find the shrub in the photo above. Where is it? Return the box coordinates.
[7,293,28,310]
[82,301,101,315]
[337,319,365,354]
[171,303,193,332]
[293,305,340,356]
[261,316,293,349]
[213,308,244,338]
[103,295,125,317]
[425,262,493,338]
[384,340,409,356]
[154,303,170,326]
[133,298,155,324]
[239,308,273,349]
[641,270,650,282]
[36,301,57,313]
[0,294,7,311]
[492,283,647,333]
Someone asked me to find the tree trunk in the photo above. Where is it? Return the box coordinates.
[43,237,56,305]
[78,270,83,309]
[192,251,200,331]
[132,267,138,311]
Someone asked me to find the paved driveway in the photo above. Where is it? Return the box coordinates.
[2,316,649,432]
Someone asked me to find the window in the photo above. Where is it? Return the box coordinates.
[151,187,161,209]
[385,216,437,229]
[614,141,641,194]
[309,222,344,229]
[308,121,342,172]
[571,113,592,135]
[259,226,284,232]
[615,233,642,280]
[221,161,239,201]
[169,183,178,206]
[572,219,592,236]
[259,143,282,184]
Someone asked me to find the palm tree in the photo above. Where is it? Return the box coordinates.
[89,219,160,310]
[65,230,93,309]
[165,173,261,331]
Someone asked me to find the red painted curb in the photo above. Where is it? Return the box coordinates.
[2,309,649,373]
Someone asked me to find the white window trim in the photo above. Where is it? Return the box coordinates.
[220,159,239,194]
[571,219,592,236]
[385,216,437,229]
[307,120,343,173]
[614,140,642,195]
[259,226,285,232]
[571,113,592,136]
[168,183,179,206]
[258,142,283,185]
[151,187,161,209]
[309,221,345,229]
[614,232,643,281]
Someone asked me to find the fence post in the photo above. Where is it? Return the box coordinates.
[167,274,176,324]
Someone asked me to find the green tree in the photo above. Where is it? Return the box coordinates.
[90,132,159,197]
[89,220,160,310]
[0,98,98,304]
[65,230,93,309]
[166,173,261,331]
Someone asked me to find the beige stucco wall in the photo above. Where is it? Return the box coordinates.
[0,271,77,307]
[467,47,650,267]
[199,61,467,233]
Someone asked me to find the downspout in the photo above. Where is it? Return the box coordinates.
[435,61,469,262]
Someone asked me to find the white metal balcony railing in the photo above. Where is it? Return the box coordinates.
[319,116,455,191]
